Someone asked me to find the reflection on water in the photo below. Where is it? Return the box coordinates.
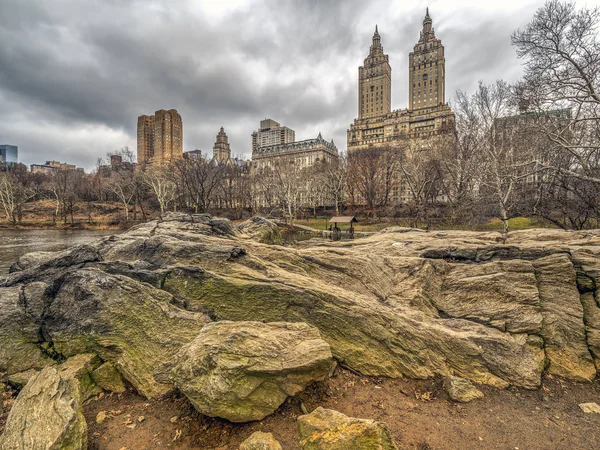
[0,229,119,276]
[280,231,317,243]
[280,230,356,243]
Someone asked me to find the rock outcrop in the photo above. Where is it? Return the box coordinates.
[2,213,600,404]
[239,431,283,450]
[237,217,282,244]
[0,367,87,450]
[297,407,398,450]
[155,321,332,422]
[91,362,127,393]
[443,376,484,403]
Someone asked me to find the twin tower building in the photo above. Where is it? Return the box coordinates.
[136,9,451,165]
[348,9,454,151]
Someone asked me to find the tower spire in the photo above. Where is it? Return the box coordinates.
[370,24,382,55]
[423,7,433,34]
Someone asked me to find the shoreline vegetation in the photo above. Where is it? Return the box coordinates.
[0,199,559,233]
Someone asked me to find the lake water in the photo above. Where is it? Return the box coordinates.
[0,229,119,276]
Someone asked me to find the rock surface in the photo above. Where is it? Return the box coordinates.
[237,217,282,244]
[2,213,600,399]
[297,407,398,450]
[578,402,600,414]
[239,431,283,450]
[443,376,484,403]
[0,367,87,450]
[155,321,332,422]
[57,353,102,401]
[91,362,127,393]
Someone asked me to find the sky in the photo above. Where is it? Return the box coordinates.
[1,0,598,171]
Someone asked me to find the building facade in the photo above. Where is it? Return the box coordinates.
[0,145,18,165]
[30,160,85,174]
[347,10,455,152]
[252,132,338,171]
[213,127,232,163]
[251,119,295,153]
[136,109,183,165]
[137,115,155,165]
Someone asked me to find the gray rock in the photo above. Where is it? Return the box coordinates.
[239,431,283,450]
[443,376,484,403]
[3,214,600,400]
[155,321,332,422]
[91,362,127,393]
[237,217,282,244]
[0,367,87,450]
[297,407,398,450]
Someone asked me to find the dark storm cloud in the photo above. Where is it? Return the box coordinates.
[0,0,553,169]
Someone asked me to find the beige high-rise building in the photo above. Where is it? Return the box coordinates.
[137,115,155,165]
[409,9,445,110]
[137,109,183,165]
[358,25,392,120]
[213,127,231,163]
[251,119,295,153]
[154,109,183,163]
[348,10,454,152]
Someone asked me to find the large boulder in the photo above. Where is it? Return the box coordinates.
[3,214,600,399]
[0,286,52,376]
[42,269,210,399]
[155,321,332,422]
[0,267,210,399]
[297,407,398,450]
[0,367,87,450]
[239,431,283,450]
[57,353,102,401]
[237,217,282,244]
[91,362,127,393]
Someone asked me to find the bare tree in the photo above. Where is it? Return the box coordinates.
[143,166,176,216]
[0,164,37,224]
[173,156,226,213]
[48,169,84,225]
[346,145,399,214]
[322,157,347,216]
[107,171,136,222]
[457,81,540,234]
[397,138,447,227]
[512,0,600,184]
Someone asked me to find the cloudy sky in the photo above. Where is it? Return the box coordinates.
[1,0,597,170]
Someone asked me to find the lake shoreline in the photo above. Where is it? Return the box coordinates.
[0,222,130,231]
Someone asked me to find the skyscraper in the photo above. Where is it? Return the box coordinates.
[347,10,455,152]
[213,127,231,164]
[251,119,296,153]
[358,25,392,120]
[409,8,446,110]
[0,145,18,165]
[136,109,183,165]
[137,115,155,165]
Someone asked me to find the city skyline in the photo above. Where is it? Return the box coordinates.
[2,0,596,171]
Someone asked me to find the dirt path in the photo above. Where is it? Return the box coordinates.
[81,369,600,450]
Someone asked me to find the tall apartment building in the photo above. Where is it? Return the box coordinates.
[213,127,231,163]
[137,115,155,165]
[0,145,18,165]
[136,109,183,165]
[251,119,295,153]
[358,25,392,120]
[409,9,445,110]
[348,10,454,152]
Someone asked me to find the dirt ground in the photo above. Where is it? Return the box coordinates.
[76,368,600,450]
